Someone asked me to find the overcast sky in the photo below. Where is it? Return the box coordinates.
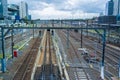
[8,0,108,19]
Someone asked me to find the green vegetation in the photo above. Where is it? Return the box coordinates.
[0,53,11,59]
[87,30,119,39]
[0,54,3,59]
[88,30,103,34]
[0,38,31,59]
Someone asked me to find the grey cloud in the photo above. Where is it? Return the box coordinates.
[27,1,49,10]
[70,0,107,13]
[8,0,108,13]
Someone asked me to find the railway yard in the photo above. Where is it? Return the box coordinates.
[0,21,120,80]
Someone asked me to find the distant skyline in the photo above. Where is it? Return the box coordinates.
[8,0,109,19]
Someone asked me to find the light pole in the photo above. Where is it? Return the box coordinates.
[100,29,106,79]
[80,23,83,48]
[33,24,34,38]
[11,25,14,58]
[1,27,6,73]
[118,58,120,80]
[67,29,69,49]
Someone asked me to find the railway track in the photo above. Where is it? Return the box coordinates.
[69,30,119,78]
[5,30,33,49]
[58,30,92,80]
[13,37,41,80]
[83,32,120,64]
[84,34,119,64]
[34,30,60,80]
[41,30,53,80]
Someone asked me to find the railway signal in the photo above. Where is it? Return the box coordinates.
[13,50,18,57]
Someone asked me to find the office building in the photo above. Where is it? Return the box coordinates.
[0,0,8,19]
[98,16,116,24]
[106,0,114,15]
[8,4,19,20]
[19,1,28,19]
[113,0,120,15]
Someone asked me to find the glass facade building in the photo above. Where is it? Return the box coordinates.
[105,0,114,15]
[0,0,7,19]
[19,1,28,19]
[8,4,19,20]
[108,0,114,15]
[113,0,120,15]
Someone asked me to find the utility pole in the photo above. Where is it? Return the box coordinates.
[67,29,69,49]
[11,25,14,58]
[86,20,88,36]
[100,29,106,79]
[33,24,34,38]
[118,58,120,80]
[81,29,83,48]
[60,20,62,27]
[80,24,83,48]
[1,27,6,73]
[119,28,120,80]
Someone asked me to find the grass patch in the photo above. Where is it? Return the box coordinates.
[88,30,119,39]
[0,38,30,59]
[0,53,11,59]
[0,54,3,59]
[13,45,19,49]
[88,30,103,34]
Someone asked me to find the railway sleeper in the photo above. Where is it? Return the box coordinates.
[34,65,61,80]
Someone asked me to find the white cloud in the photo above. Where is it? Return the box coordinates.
[29,7,71,19]
[8,0,108,19]
[8,0,22,4]
[29,6,99,19]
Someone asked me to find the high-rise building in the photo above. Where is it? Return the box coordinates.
[19,1,28,19]
[106,0,114,15]
[0,0,8,19]
[8,4,19,20]
[113,0,120,15]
